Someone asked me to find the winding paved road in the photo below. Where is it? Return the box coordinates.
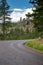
[0,40,43,65]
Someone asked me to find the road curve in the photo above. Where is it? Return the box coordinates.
[0,40,43,65]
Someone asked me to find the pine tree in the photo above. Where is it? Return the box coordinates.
[29,0,43,31]
[0,0,11,39]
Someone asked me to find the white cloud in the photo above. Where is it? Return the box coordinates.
[14,8,23,12]
[10,8,33,22]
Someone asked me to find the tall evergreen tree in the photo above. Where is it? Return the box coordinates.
[0,0,11,39]
[29,0,43,31]
[26,0,43,37]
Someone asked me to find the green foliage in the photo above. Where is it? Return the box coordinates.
[26,0,43,38]
[0,0,11,40]
[0,21,41,40]
[31,0,43,31]
[26,40,43,51]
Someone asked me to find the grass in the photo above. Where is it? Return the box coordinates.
[26,39,43,52]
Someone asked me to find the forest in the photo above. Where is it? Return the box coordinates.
[0,0,43,40]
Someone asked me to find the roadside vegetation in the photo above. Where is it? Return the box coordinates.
[26,39,43,52]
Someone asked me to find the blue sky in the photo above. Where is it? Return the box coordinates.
[7,0,33,9]
[7,0,33,22]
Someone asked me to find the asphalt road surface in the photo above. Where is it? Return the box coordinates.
[0,40,43,65]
